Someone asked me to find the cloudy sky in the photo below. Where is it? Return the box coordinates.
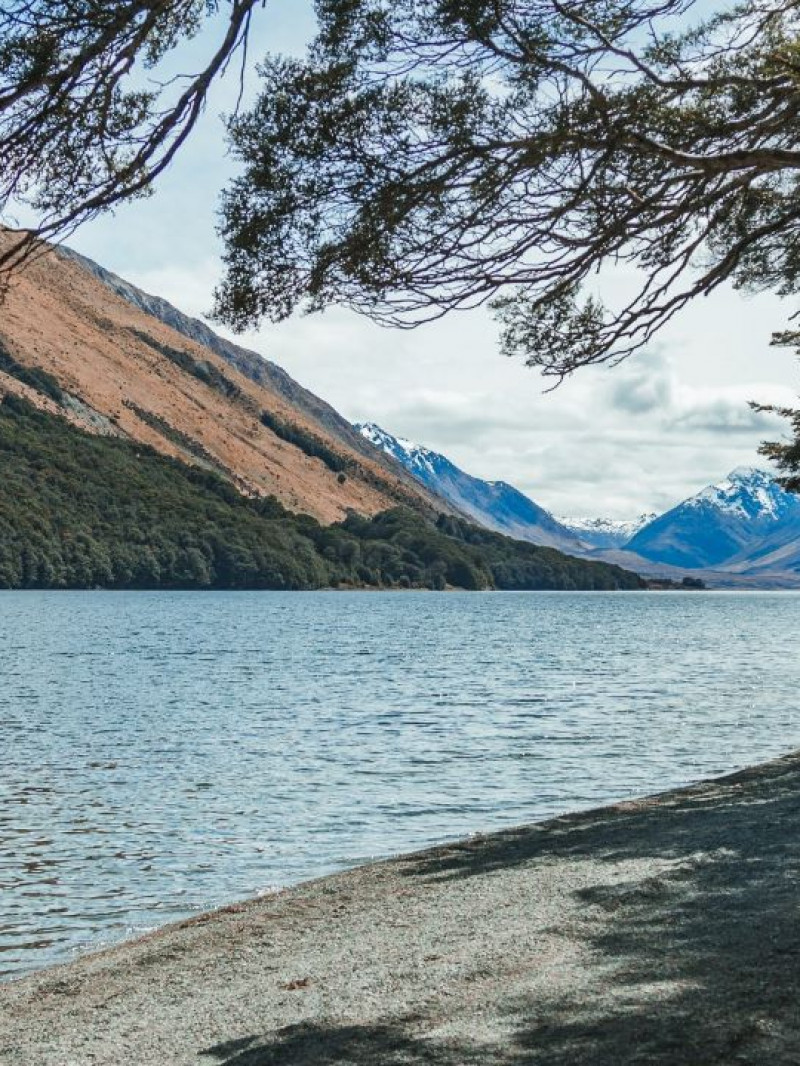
[49,2,800,519]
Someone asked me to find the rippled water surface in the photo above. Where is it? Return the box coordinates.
[2,589,800,979]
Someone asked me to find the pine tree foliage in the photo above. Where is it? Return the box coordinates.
[0,0,259,274]
[753,331,800,493]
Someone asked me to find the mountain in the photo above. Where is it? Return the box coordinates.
[356,423,586,551]
[558,514,656,550]
[722,525,800,575]
[0,229,448,525]
[627,468,800,570]
[356,423,800,585]
[0,230,644,592]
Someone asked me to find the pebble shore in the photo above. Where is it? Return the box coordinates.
[3,751,800,1065]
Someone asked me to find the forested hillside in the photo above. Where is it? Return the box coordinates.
[0,397,643,591]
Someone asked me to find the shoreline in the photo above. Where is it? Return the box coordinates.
[4,750,800,1063]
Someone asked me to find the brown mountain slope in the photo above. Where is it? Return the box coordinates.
[0,232,452,523]
[55,245,404,472]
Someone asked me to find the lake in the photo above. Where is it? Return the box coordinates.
[2,589,799,981]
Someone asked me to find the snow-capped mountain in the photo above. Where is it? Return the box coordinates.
[628,468,800,569]
[356,422,585,551]
[558,514,657,551]
[357,425,800,581]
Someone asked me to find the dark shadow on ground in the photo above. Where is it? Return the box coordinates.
[396,754,800,885]
[199,754,800,1065]
[199,1023,457,1066]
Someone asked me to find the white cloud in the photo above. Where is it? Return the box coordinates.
[75,242,800,519]
[58,5,800,522]
[609,351,675,414]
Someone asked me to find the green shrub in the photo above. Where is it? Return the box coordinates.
[0,341,64,404]
[260,408,348,473]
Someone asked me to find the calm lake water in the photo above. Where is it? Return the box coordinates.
[2,589,800,980]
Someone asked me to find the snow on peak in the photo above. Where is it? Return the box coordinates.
[358,421,407,448]
[560,514,656,537]
[357,421,418,456]
[355,421,442,477]
[691,466,783,520]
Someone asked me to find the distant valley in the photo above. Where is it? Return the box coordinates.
[357,423,800,588]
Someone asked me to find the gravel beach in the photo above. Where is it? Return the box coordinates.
[3,751,800,1065]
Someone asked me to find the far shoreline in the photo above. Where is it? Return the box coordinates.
[3,583,800,593]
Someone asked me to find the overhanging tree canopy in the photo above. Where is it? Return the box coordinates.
[0,0,259,273]
[215,0,800,379]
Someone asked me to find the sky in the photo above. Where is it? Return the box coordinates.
[32,1,800,519]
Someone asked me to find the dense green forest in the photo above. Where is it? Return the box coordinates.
[0,396,643,591]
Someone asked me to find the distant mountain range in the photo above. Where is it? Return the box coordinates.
[627,468,800,571]
[356,423,585,553]
[357,423,800,585]
[557,514,657,550]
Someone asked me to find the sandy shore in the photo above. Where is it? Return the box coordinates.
[3,752,800,1065]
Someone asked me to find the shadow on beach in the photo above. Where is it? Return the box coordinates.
[200,756,800,1065]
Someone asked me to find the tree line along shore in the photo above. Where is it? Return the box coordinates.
[0,395,643,592]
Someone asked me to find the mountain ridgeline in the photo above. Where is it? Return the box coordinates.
[0,396,643,591]
[357,423,800,585]
[356,423,585,551]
